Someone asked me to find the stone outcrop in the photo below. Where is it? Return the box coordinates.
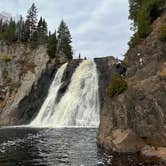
[14,60,81,125]
[97,15,166,161]
[2,64,59,125]
[0,41,81,125]
[0,42,49,125]
[55,60,82,103]
[0,11,165,163]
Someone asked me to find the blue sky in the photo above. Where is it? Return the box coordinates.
[0,0,133,59]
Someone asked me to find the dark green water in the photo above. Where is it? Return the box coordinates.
[0,127,165,166]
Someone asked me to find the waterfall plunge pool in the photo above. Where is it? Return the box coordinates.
[0,127,164,166]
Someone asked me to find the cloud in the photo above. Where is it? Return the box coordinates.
[0,0,133,59]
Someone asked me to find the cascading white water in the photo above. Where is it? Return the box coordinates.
[30,60,100,127]
[30,63,68,126]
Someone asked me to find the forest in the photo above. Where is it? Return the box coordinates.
[129,0,166,47]
[0,3,73,60]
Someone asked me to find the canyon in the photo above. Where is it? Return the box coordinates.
[0,13,166,163]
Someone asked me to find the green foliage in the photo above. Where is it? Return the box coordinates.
[128,0,166,46]
[47,32,57,59]
[0,3,49,45]
[106,73,128,97]
[57,20,73,60]
[5,18,17,42]
[0,3,73,62]
[121,61,128,70]
[137,10,151,38]
[158,13,166,41]
[47,20,73,61]
[0,52,12,62]
[2,70,9,80]
[37,17,48,44]
[2,69,12,82]
[129,0,140,31]
[159,67,166,78]
[25,3,38,40]
[128,32,141,48]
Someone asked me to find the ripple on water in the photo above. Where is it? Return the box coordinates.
[0,127,165,166]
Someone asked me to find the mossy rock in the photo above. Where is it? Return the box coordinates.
[158,13,166,42]
[106,73,128,97]
[0,52,12,62]
[159,68,166,80]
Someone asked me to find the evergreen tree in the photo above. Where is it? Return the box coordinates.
[128,0,140,31]
[1,22,8,40]
[57,20,73,60]
[37,17,43,42]
[42,19,48,41]
[0,19,3,40]
[47,31,57,58]
[16,16,24,41]
[31,30,38,48]
[129,0,166,34]
[37,17,48,43]
[5,18,17,42]
[128,0,166,47]
[20,20,28,42]
[25,3,38,40]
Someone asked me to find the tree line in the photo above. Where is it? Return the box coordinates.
[128,0,166,47]
[0,3,73,60]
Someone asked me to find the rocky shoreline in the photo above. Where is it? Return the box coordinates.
[96,16,166,161]
[0,13,165,163]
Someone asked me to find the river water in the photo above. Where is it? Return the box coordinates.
[0,127,165,166]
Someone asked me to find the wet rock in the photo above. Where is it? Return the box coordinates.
[135,89,145,100]
[0,43,49,125]
[97,15,166,157]
[111,129,145,153]
[56,59,82,103]
[141,146,166,161]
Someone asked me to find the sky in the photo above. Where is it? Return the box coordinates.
[0,0,133,59]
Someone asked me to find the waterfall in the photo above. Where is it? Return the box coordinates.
[30,63,68,126]
[30,60,100,127]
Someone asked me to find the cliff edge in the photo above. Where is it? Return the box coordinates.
[97,13,166,161]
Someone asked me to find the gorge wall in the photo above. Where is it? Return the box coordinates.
[0,11,165,161]
[97,14,166,160]
[0,41,81,126]
[0,42,49,125]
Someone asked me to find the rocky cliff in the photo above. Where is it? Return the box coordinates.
[0,11,165,162]
[97,14,166,161]
[0,42,49,125]
[0,41,81,126]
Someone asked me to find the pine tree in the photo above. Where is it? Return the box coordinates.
[20,20,28,42]
[37,17,43,42]
[1,22,8,40]
[16,16,24,41]
[37,17,48,44]
[42,19,48,41]
[0,19,3,40]
[5,18,17,42]
[57,20,73,60]
[47,31,57,58]
[129,0,166,34]
[128,0,140,31]
[25,3,38,41]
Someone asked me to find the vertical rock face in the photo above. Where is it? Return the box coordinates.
[6,65,60,125]
[0,42,50,125]
[0,40,81,126]
[97,16,166,156]
[95,57,118,108]
[55,60,82,104]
